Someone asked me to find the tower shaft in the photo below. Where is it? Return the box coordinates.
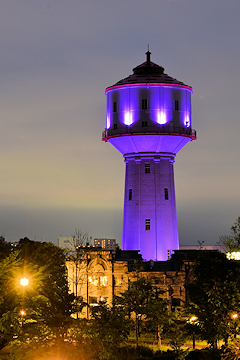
[123,153,178,261]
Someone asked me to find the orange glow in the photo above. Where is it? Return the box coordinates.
[20,277,29,287]
[190,316,197,322]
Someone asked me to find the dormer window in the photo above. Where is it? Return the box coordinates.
[142,99,148,110]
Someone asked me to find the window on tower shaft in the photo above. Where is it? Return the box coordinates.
[142,121,148,127]
[175,100,179,111]
[142,99,148,110]
[145,219,150,231]
[164,188,169,200]
[113,101,118,113]
[129,189,132,201]
[114,123,118,130]
[145,164,150,174]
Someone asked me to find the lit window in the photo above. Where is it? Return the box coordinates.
[100,276,108,287]
[145,164,150,174]
[113,101,118,112]
[145,219,150,231]
[142,121,148,127]
[142,99,148,110]
[175,100,179,111]
[164,188,169,200]
[89,276,98,286]
[129,189,132,201]
[89,296,98,305]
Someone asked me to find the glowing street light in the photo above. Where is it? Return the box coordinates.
[190,316,197,322]
[190,316,198,349]
[20,310,25,316]
[20,277,29,287]
[231,313,238,339]
[232,313,238,320]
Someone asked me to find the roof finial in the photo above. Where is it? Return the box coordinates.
[145,45,151,63]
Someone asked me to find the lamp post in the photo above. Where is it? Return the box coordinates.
[190,316,197,349]
[20,309,26,328]
[19,277,29,330]
[232,313,238,339]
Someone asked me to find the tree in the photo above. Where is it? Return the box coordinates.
[115,277,166,347]
[0,236,11,261]
[88,301,130,360]
[164,311,189,354]
[0,238,84,348]
[144,294,169,347]
[186,250,240,347]
[218,217,240,253]
[64,230,89,317]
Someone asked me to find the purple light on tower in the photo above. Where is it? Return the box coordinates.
[102,51,196,261]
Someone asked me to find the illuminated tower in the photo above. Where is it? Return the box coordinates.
[102,52,196,261]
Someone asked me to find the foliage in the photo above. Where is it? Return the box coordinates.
[115,277,166,347]
[185,348,222,359]
[218,217,240,252]
[15,238,81,334]
[0,339,93,360]
[88,301,130,359]
[0,237,11,261]
[0,238,83,348]
[164,311,189,351]
[222,338,240,360]
[145,294,169,346]
[186,250,240,347]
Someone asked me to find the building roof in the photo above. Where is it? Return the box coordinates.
[107,51,191,88]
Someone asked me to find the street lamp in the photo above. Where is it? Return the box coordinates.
[232,313,238,338]
[190,316,197,349]
[20,277,29,287]
[20,309,26,328]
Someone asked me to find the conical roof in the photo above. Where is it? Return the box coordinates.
[107,51,191,88]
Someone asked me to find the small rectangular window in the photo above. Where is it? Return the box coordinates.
[145,219,150,231]
[114,123,118,129]
[113,101,118,112]
[142,121,148,127]
[175,100,179,111]
[164,188,169,200]
[129,189,132,201]
[142,99,148,110]
[145,164,150,174]
[89,296,98,304]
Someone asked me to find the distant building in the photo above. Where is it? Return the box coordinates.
[94,238,118,251]
[58,236,76,253]
[179,245,225,252]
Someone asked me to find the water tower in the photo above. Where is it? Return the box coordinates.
[102,51,196,261]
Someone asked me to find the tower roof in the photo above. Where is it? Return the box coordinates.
[107,51,191,88]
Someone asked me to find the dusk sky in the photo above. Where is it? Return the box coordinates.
[0,0,240,247]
